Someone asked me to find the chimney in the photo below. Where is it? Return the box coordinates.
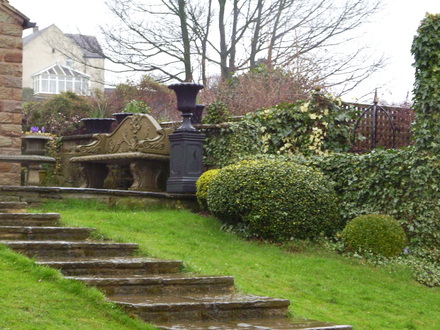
[33,26,39,33]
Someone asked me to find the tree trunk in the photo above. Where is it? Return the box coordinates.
[178,0,193,82]
[218,0,229,80]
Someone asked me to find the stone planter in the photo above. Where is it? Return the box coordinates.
[81,118,116,134]
[22,135,52,156]
[112,113,134,124]
[191,104,205,125]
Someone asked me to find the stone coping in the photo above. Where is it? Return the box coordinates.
[0,185,194,200]
[0,155,56,163]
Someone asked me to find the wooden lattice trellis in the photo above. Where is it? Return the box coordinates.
[348,96,414,152]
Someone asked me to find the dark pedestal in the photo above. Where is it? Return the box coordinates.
[166,130,205,194]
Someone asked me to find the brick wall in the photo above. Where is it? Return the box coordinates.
[0,2,26,185]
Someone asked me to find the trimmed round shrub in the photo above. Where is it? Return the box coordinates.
[196,169,221,210]
[341,214,407,257]
[207,159,342,241]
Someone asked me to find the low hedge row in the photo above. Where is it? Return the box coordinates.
[291,148,439,250]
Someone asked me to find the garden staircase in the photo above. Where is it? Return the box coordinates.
[0,202,352,329]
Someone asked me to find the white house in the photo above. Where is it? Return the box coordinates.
[23,24,105,96]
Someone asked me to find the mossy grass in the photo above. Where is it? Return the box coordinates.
[23,199,440,329]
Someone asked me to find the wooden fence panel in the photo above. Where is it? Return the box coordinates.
[348,103,414,152]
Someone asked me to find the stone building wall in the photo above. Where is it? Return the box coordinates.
[0,1,32,185]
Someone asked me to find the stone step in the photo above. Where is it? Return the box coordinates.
[37,257,183,276]
[0,213,60,226]
[156,318,353,329]
[66,274,235,296]
[110,293,290,324]
[0,226,94,241]
[0,202,28,213]
[0,241,138,259]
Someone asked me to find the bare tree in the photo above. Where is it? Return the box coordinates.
[100,0,384,94]
[100,0,195,82]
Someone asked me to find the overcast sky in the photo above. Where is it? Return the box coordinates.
[11,0,440,105]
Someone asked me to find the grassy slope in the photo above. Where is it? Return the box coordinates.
[0,244,154,329]
[25,200,440,330]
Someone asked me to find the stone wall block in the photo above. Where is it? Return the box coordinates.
[0,75,22,88]
[11,87,22,101]
[4,51,22,63]
[0,100,21,113]
[0,35,20,49]
[0,62,17,75]
[0,112,21,124]
[0,22,22,37]
[0,136,13,147]
[1,124,22,137]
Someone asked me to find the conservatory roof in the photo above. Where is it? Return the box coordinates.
[32,63,90,78]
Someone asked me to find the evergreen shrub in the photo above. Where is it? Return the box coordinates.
[196,169,221,210]
[207,159,342,241]
[341,214,408,257]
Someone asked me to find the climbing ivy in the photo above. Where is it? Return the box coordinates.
[411,13,440,154]
[202,91,358,167]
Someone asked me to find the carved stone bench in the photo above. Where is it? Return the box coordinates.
[69,114,172,191]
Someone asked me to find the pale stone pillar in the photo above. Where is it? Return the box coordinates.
[0,1,34,185]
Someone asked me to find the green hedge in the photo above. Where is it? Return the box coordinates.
[287,148,440,250]
[207,159,342,241]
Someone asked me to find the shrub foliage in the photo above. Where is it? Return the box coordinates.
[341,214,408,257]
[196,169,221,210]
[207,159,342,241]
[22,92,93,136]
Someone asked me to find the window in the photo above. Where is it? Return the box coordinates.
[32,64,90,95]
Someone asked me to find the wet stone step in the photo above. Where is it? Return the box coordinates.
[37,257,183,276]
[156,318,353,329]
[110,293,290,323]
[0,202,28,213]
[0,241,138,259]
[66,274,235,296]
[0,226,94,241]
[0,213,60,226]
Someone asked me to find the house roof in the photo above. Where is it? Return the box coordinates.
[1,0,35,29]
[23,24,104,59]
[22,25,50,46]
[66,34,104,59]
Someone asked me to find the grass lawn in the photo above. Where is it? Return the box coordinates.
[2,199,438,329]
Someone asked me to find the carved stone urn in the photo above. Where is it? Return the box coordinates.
[168,82,204,131]
[166,82,205,194]
[21,135,52,156]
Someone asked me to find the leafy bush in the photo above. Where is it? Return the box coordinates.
[202,64,313,116]
[196,169,221,210]
[22,91,93,136]
[341,214,407,257]
[207,159,342,241]
[202,100,231,124]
